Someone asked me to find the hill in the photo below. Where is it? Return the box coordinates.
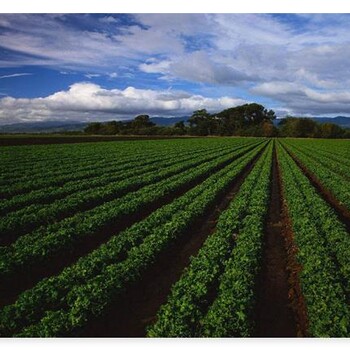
[0,121,88,133]
[0,117,190,133]
[275,116,350,128]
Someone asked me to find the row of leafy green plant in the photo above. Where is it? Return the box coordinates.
[0,142,265,283]
[0,141,268,336]
[0,144,226,216]
[281,141,350,213]
[0,143,238,215]
[283,139,350,169]
[0,142,243,240]
[0,142,194,190]
[148,142,272,337]
[283,139,350,182]
[280,142,350,296]
[277,143,350,337]
[0,138,245,190]
[284,139,350,163]
[1,138,251,197]
[0,137,204,173]
[0,141,141,188]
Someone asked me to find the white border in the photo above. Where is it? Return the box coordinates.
[1,338,350,350]
[1,0,350,13]
[1,1,350,349]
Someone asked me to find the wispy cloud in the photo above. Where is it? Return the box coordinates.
[84,73,101,79]
[0,73,33,79]
[108,72,118,78]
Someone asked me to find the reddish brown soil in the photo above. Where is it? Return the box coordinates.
[254,145,297,337]
[74,144,267,337]
[284,146,350,232]
[281,206,309,337]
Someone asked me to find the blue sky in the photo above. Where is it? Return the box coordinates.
[1,14,350,124]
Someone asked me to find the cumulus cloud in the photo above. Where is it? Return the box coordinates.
[0,82,247,125]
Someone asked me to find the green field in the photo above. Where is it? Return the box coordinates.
[0,137,349,337]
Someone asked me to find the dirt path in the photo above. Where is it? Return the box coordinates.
[254,144,297,337]
[76,144,267,337]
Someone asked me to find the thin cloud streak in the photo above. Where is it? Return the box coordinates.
[0,73,33,79]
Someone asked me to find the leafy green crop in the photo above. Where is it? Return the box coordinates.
[0,139,266,337]
[148,142,272,337]
[277,143,350,337]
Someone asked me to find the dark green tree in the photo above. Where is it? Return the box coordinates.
[318,123,345,138]
[131,115,155,130]
[188,109,217,136]
[174,121,187,135]
[279,117,319,137]
[84,122,102,134]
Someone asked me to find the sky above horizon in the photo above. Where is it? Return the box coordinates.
[1,13,350,125]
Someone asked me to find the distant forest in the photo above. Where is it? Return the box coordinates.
[84,103,350,139]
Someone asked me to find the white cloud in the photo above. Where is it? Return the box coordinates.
[99,16,119,24]
[0,82,247,125]
[84,73,101,79]
[108,72,118,78]
[0,73,33,79]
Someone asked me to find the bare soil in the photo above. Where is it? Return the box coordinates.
[254,145,298,337]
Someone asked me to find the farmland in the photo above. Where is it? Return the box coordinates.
[0,137,349,337]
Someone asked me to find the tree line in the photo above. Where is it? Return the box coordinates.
[84,103,350,138]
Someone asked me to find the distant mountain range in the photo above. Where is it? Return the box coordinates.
[0,117,190,133]
[0,116,349,133]
[0,120,89,133]
[311,116,350,128]
[274,116,350,128]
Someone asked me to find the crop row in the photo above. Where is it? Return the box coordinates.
[0,142,266,282]
[148,142,272,337]
[282,140,350,181]
[0,142,238,219]
[279,142,350,294]
[292,139,350,162]
[0,138,188,171]
[281,141,350,212]
[0,138,255,182]
[0,141,268,336]
[1,140,245,198]
[0,145,173,188]
[307,143,350,168]
[277,143,350,337]
[0,139,234,189]
[0,142,258,244]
